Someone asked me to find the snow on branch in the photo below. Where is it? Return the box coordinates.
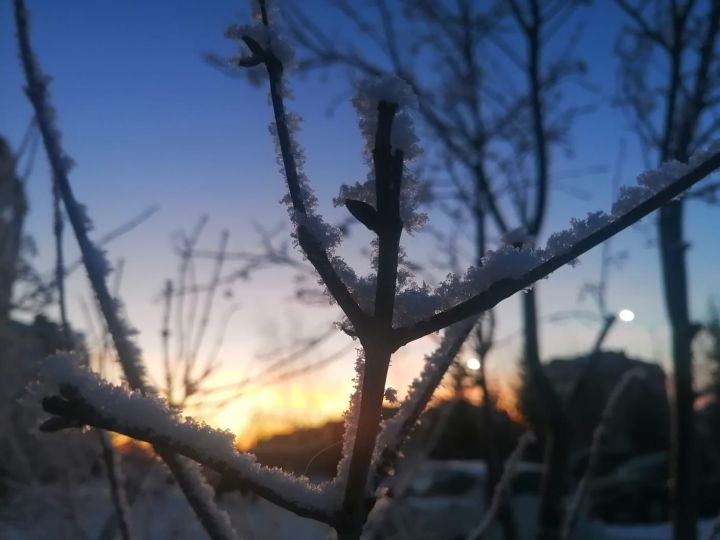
[353,74,420,160]
[161,456,238,540]
[391,140,720,348]
[39,354,342,524]
[226,6,373,332]
[372,317,476,485]
[334,75,427,238]
[332,351,365,489]
[14,4,240,538]
[13,0,146,390]
[466,431,537,540]
[561,368,646,540]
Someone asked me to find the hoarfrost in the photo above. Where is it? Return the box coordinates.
[611,186,651,217]
[268,114,343,254]
[544,211,613,261]
[335,173,428,233]
[501,227,533,247]
[637,160,689,192]
[353,75,420,160]
[334,352,365,490]
[374,319,475,461]
[41,354,339,513]
[225,21,295,71]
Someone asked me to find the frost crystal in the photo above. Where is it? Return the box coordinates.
[335,173,428,234]
[386,139,720,326]
[41,354,339,512]
[374,319,475,462]
[334,76,427,250]
[501,228,533,247]
[353,75,420,160]
[225,22,295,71]
[268,113,343,254]
[637,160,689,192]
[611,186,651,217]
[334,352,365,489]
[544,211,612,260]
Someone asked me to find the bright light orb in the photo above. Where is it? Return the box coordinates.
[466,357,481,371]
[618,309,635,322]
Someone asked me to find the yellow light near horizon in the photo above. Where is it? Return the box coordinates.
[211,381,355,449]
[619,308,635,322]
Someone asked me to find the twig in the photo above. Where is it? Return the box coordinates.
[13,3,238,538]
[250,13,369,333]
[561,368,646,540]
[161,279,174,403]
[392,148,720,348]
[12,205,159,322]
[52,179,70,346]
[466,431,537,540]
[96,430,134,540]
[373,319,476,487]
[40,371,339,527]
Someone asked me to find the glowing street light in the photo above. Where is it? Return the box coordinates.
[618,309,635,322]
[466,357,481,371]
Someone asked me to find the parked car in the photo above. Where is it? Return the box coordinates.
[364,459,603,540]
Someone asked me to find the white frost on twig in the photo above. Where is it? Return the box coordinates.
[41,354,341,513]
[386,142,720,327]
[501,227,533,247]
[270,112,343,254]
[562,368,646,540]
[333,351,365,492]
[611,140,720,216]
[165,457,239,540]
[373,318,475,463]
[335,173,429,233]
[466,431,537,540]
[354,74,419,159]
[339,75,426,236]
[225,19,295,72]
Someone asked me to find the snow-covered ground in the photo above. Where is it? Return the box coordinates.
[1,478,716,540]
[1,452,717,540]
[0,476,333,540]
[601,520,715,540]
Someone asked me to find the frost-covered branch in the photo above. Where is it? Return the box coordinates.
[228,5,435,534]
[12,204,158,313]
[466,431,537,540]
[14,0,146,389]
[372,318,476,486]
[39,354,341,526]
[467,431,537,540]
[561,368,646,540]
[13,3,238,538]
[95,430,134,540]
[391,145,720,348]
[228,7,369,333]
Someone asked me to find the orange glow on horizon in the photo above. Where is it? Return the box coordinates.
[108,349,525,453]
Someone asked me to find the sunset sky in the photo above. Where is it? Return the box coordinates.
[3,1,720,446]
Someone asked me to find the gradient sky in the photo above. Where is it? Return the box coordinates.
[3,1,720,445]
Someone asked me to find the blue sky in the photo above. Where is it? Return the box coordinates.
[3,1,720,441]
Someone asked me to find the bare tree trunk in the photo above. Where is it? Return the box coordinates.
[474,163,517,540]
[524,287,569,540]
[538,423,570,540]
[659,200,697,540]
[0,137,26,324]
[480,375,518,540]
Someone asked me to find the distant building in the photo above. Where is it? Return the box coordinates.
[542,350,670,463]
